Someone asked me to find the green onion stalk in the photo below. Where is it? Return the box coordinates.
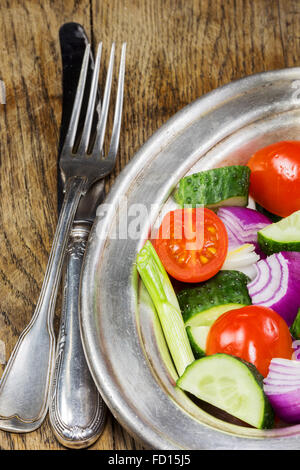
[136,241,194,376]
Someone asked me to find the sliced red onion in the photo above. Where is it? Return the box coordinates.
[269,362,300,374]
[267,370,300,379]
[236,264,258,281]
[221,244,260,280]
[264,385,298,394]
[218,207,271,256]
[264,359,300,423]
[264,376,300,384]
[248,252,300,326]
[292,342,300,361]
[270,357,299,372]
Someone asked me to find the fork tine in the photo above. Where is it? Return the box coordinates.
[78,43,103,152]
[64,44,91,150]
[92,43,116,157]
[105,42,126,164]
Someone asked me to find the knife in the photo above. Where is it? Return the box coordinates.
[49,23,106,449]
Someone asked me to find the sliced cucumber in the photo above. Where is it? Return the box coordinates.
[177,270,251,327]
[258,210,300,255]
[186,326,210,358]
[185,303,246,327]
[174,166,250,209]
[177,354,274,429]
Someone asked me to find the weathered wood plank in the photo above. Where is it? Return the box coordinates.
[0,0,92,451]
[91,0,300,190]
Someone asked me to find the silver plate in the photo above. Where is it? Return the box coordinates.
[80,69,300,450]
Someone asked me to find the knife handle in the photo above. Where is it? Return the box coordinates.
[49,224,106,449]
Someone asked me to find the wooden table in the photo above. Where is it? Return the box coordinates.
[0,0,299,450]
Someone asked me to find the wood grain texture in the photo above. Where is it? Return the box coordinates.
[0,0,300,450]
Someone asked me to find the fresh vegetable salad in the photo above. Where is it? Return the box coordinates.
[137,141,300,429]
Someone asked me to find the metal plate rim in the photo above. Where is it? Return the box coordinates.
[80,67,300,450]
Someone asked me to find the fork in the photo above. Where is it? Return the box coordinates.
[0,42,126,432]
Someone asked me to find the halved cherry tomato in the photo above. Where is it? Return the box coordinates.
[206,306,293,377]
[247,141,300,217]
[154,208,228,283]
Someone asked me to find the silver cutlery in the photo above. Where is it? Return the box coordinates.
[48,23,109,449]
[0,41,126,433]
[49,205,106,449]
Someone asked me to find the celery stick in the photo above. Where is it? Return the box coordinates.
[136,241,194,376]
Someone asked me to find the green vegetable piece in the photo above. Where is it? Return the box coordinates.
[290,308,300,339]
[174,166,251,209]
[258,210,300,255]
[136,241,194,376]
[186,325,210,358]
[177,270,251,327]
[177,353,274,429]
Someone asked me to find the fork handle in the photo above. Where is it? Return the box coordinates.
[0,176,86,432]
[49,224,106,448]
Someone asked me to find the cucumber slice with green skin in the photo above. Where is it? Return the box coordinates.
[184,303,247,327]
[258,210,300,255]
[174,166,251,209]
[186,326,210,358]
[178,270,251,327]
[177,353,274,429]
[290,308,300,339]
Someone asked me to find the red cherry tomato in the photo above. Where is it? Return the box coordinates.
[154,208,228,283]
[206,306,293,377]
[247,141,300,217]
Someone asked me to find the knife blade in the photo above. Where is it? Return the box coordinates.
[57,22,105,218]
[49,22,106,449]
